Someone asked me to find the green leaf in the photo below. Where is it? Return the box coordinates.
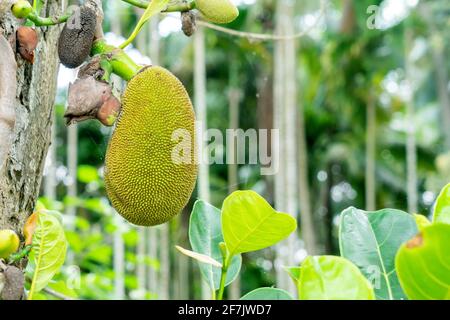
[414,214,431,231]
[189,200,241,290]
[285,266,301,286]
[339,207,418,300]
[120,0,170,49]
[222,190,297,256]
[240,287,293,300]
[28,210,68,300]
[298,256,375,300]
[396,224,450,300]
[433,183,450,225]
[77,165,99,183]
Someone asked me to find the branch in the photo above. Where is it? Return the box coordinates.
[42,287,76,300]
[24,276,77,300]
[0,34,17,168]
[27,11,72,26]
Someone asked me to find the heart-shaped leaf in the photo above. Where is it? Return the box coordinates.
[189,200,241,290]
[396,224,450,300]
[433,183,450,225]
[339,207,417,300]
[240,287,293,300]
[222,190,297,256]
[28,210,67,300]
[298,256,375,300]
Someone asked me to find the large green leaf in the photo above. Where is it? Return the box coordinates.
[240,287,293,300]
[433,183,450,225]
[339,207,418,300]
[28,210,67,300]
[298,256,375,300]
[396,224,450,300]
[222,190,297,256]
[189,200,241,291]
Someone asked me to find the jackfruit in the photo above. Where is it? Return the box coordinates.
[105,66,198,226]
[58,6,96,68]
[0,229,19,259]
[196,0,239,24]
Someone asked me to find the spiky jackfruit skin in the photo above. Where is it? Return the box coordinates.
[196,0,239,24]
[105,66,198,226]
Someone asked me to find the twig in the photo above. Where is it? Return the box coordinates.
[42,287,76,300]
[25,276,77,300]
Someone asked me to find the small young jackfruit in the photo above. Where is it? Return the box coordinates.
[105,66,198,226]
[58,6,96,68]
[0,229,20,259]
[196,0,239,24]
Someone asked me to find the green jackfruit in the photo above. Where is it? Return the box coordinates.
[105,66,198,226]
[196,0,239,24]
[0,229,19,259]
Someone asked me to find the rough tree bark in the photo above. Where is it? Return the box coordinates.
[0,1,63,234]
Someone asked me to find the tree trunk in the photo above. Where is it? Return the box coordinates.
[340,0,356,35]
[0,1,63,234]
[405,28,418,214]
[273,0,288,293]
[147,16,160,298]
[365,93,376,211]
[135,9,147,297]
[194,26,212,300]
[419,3,450,150]
[227,59,241,300]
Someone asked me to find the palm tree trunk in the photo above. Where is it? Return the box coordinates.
[227,60,241,300]
[109,1,127,299]
[194,26,212,300]
[66,122,78,266]
[113,216,125,299]
[365,94,376,211]
[147,17,160,298]
[135,12,147,297]
[405,28,418,214]
[419,3,450,150]
[273,1,288,292]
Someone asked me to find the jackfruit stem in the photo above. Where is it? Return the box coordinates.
[10,3,72,27]
[91,40,142,81]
